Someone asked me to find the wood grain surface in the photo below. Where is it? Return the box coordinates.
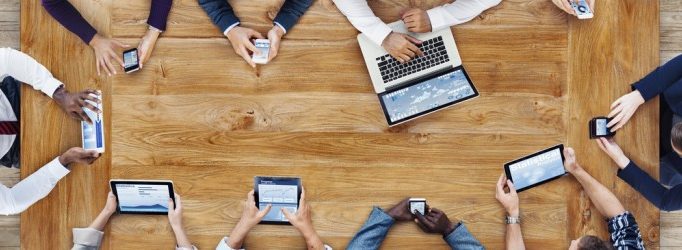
[19,0,659,249]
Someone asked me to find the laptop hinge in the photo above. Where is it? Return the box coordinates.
[385,65,456,92]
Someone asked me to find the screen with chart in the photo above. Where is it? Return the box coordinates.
[380,67,477,123]
[255,177,300,223]
[115,183,171,213]
[507,147,566,191]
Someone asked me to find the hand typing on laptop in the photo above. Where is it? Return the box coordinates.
[402,8,432,33]
[381,32,424,63]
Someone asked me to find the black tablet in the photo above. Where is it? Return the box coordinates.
[254,176,302,225]
[110,179,175,215]
[504,144,567,192]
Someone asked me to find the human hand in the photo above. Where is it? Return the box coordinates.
[402,8,431,33]
[386,198,414,221]
[495,173,519,217]
[551,0,595,16]
[88,34,129,76]
[267,25,285,62]
[53,88,101,124]
[607,90,645,132]
[562,147,583,173]
[414,208,458,237]
[103,191,118,215]
[595,137,630,169]
[281,188,324,249]
[227,190,272,249]
[381,32,423,63]
[137,29,161,68]
[226,26,264,68]
[168,193,183,229]
[58,147,101,166]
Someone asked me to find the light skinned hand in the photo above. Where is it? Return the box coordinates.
[281,188,315,233]
[89,34,130,76]
[168,193,183,228]
[607,90,645,132]
[239,190,272,229]
[382,32,424,63]
[495,173,519,217]
[595,137,630,169]
[137,29,161,68]
[563,147,581,173]
[551,0,595,16]
[402,8,431,33]
[103,191,118,214]
[267,25,285,62]
[226,26,264,68]
[58,147,101,166]
[53,88,101,124]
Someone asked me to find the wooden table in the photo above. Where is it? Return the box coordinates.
[20,0,660,249]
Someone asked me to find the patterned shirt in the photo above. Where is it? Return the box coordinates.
[607,211,645,250]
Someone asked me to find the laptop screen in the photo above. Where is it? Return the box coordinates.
[378,66,478,125]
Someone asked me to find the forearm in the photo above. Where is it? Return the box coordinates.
[572,167,626,218]
[618,161,682,211]
[632,53,682,100]
[426,0,501,31]
[0,157,69,215]
[88,209,114,231]
[198,0,239,32]
[148,0,173,31]
[300,228,325,250]
[171,225,193,248]
[227,222,251,249]
[347,207,394,249]
[273,0,314,32]
[332,0,391,46]
[505,224,525,250]
[40,0,98,43]
[0,48,63,97]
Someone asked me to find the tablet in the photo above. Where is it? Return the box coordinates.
[254,176,302,225]
[110,179,175,215]
[504,144,567,192]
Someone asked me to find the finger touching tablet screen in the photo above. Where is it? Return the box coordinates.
[110,179,175,214]
[504,144,566,192]
[254,176,302,225]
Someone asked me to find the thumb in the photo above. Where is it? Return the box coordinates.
[258,204,272,218]
[506,180,517,195]
[168,199,175,213]
[281,207,294,221]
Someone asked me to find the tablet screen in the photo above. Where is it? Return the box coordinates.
[380,67,477,124]
[506,146,566,191]
[114,183,172,213]
[255,177,300,223]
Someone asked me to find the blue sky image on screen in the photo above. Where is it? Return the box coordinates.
[116,184,170,213]
[258,181,298,222]
[508,149,565,190]
[124,50,138,68]
[381,68,475,122]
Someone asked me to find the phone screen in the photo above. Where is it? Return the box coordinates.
[252,40,270,63]
[124,50,138,69]
[595,118,608,136]
[410,201,426,215]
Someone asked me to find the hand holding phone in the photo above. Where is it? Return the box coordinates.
[251,39,270,64]
[589,117,615,139]
[569,0,593,19]
[123,48,140,73]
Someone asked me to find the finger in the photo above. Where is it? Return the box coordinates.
[596,137,607,151]
[407,43,424,57]
[607,105,623,119]
[239,48,256,68]
[496,173,506,194]
[81,92,102,105]
[100,58,113,76]
[281,207,294,221]
[109,51,124,69]
[506,180,517,195]
[248,190,255,202]
[415,211,436,228]
[610,96,624,109]
[244,41,259,55]
[402,48,416,58]
[96,59,102,76]
[562,0,576,15]
[103,57,117,76]
[414,218,429,231]
[404,35,422,45]
[78,110,93,124]
[112,39,130,49]
[399,54,411,63]
[174,193,182,210]
[608,112,625,128]
[392,53,404,63]
[258,204,272,218]
[300,187,306,205]
[167,199,175,214]
[251,31,265,39]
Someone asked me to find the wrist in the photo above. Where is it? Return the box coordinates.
[272,25,285,37]
[52,86,66,101]
[88,34,101,47]
[58,154,71,166]
[633,90,645,105]
[443,220,459,237]
[507,209,520,217]
[616,156,631,169]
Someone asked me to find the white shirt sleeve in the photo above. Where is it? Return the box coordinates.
[426,0,502,31]
[0,47,64,98]
[332,0,392,46]
[216,237,245,250]
[0,157,70,215]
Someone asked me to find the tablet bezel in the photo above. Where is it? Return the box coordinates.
[378,65,479,126]
[503,144,566,192]
[109,179,175,215]
[254,176,302,225]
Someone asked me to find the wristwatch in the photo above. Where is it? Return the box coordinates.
[505,216,521,224]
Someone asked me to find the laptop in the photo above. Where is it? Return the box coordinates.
[357,20,479,126]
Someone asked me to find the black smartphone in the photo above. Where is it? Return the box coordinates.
[589,116,616,139]
[123,48,140,73]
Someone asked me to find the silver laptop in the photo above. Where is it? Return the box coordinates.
[358,20,479,126]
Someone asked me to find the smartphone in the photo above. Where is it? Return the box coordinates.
[123,48,140,73]
[569,0,593,19]
[589,116,615,139]
[409,198,426,215]
[251,39,270,64]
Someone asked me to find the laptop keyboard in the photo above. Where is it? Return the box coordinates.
[375,36,449,84]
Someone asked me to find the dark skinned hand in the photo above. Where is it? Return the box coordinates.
[386,198,413,221]
[414,208,458,237]
[53,87,101,124]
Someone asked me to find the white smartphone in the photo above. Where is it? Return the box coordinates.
[409,198,426,215]
[569,0,593,19]
[251,39,270,64]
